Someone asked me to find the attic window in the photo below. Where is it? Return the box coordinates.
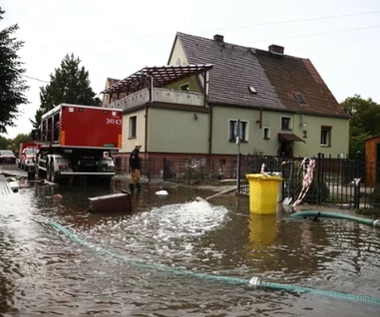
[248,86,257,94]
[294,93,307,104]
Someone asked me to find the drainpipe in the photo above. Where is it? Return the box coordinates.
[256,108,263,128]
[208,104,213,164]
[144,104,148,159]
[204,71,213,168]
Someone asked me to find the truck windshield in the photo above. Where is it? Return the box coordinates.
[24,148,38,154]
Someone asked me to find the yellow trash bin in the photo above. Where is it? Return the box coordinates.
[246,174,283,214]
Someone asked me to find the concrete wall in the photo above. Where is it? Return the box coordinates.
[167,37,189,66]
[292,114,349,157]
[121,106,349,158]
[165,76,202,93]
[211,106,349,157]
[121,109,146,153]
[148,107,208,153]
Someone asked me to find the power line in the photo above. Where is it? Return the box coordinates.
[251,24,380,44]
[30,9,380,49]
[22,74,49,83]
[24,24,380,57]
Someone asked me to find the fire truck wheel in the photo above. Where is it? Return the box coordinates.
[37,166,44,179]
[47,163,52,182]
[50,162,56,183]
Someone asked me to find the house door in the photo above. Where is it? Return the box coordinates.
[376,143,380,184]
[278,142,293,158]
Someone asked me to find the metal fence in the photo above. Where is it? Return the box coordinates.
[239,153,380,210]
[114,153,380,210]
[114,155,238,184]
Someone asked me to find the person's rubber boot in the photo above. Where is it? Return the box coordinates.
[136,183,141,192]
[129,183,135,193]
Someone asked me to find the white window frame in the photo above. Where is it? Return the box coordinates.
[228,119,249,142]
[263,127,271,140]
[280,116,293,130]
[321,126,331,146]
[128,115,137,139]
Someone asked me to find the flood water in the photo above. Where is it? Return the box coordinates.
[1,178,380,316]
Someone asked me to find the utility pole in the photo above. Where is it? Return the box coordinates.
[236,119,241,191]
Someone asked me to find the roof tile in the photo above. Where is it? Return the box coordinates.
[177,32,348,118]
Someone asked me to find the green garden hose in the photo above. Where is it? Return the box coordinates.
[50,222,380,305]
[290,211,380,228]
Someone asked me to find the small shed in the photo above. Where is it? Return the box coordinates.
[365,136,380,187]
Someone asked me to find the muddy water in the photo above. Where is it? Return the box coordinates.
[0,179,380,316]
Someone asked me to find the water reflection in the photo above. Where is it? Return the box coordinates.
[248,213,278,246]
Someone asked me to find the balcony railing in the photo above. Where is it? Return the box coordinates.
[108,88,205,110]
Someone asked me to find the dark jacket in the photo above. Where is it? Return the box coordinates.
[129,148,141,170]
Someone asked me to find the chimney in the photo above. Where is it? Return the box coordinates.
[213,34,224,43]
[269,44,284,55]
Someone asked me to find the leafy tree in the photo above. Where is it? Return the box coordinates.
[30,53,101,127]
[0,135,8,149]
[29,108,43,130]
[0,7,28,133]
[341,95,380,158]
[10,133,30,155]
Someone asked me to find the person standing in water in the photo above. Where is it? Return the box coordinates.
[129,143,142,192]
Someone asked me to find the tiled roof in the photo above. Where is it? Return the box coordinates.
[107,77,120,83]
[176,32,348,118]
[105,78,120,89]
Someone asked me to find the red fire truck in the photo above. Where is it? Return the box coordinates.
[35,104,122,184]
[19,142,41,171]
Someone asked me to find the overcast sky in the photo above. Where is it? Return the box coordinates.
[1,0,380,139]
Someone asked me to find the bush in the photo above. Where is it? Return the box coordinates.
[357,208,380,218]
[368,183,380,208]
[292,175,330,204]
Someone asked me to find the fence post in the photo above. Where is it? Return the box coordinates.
[237,153,241,193]
[146,157,151,182]
[354,151,361,209]
[163,157,167,180]
[281,153,286,201]
[316,153,321,205]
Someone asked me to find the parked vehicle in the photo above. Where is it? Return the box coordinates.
[18,142,41,168]
[0,150,16,164]
[20,147,40,171]
[34,104,122,184]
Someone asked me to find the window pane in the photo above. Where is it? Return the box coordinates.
[240,122,245,140]
[321,129,330,145]
[229,120,236,140]
[229,120,248,141]
[281,117,290,129]
[129,116,137,138]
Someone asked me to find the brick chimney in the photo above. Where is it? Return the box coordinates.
[213,34,224,43]
[269,44,284,55]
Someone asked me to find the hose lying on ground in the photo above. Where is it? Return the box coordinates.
[290,211,380,229]
[50,221,380,305]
